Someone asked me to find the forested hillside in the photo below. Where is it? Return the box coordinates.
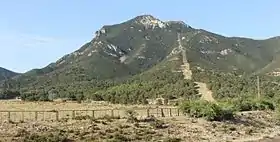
[1,15,280,103]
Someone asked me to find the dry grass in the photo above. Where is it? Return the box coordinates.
[1,101,280,141]
[1,111,280,142]
[0,100,159,111]
[0,100,178,123]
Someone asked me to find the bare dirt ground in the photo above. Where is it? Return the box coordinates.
[195,82,215,102]
[0,100,158,111]
[0,102,280,142]
[0,100,179,123]
[168,112,280,142]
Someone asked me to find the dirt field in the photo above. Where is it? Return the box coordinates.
[0,100,179,123]
[1,100,280,142]
[1,112,280,142]
[0,100,159,110]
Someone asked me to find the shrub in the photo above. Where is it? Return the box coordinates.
[102,114,120,122]
[111,132,131,142]
[73,115,91,120]
[150,119,168,129]
[180,100,235,121]
[0,90,21,99]
[103,114,113,122]
[234,98,275,111]
[140,115,157,123]
[125,109,138,123]
[163,137,182,142]
[156,99,163,105]
[23,133,70,142]
[259,99,275,110]
[15,129,29,137]
[236,100,256,111]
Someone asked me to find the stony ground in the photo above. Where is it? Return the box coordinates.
[0,100,179,123]
[0,100,159,111]
[0,111,280,142]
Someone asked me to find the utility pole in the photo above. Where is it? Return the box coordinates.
[257,76,260,99]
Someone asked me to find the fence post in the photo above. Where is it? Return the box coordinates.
[56,111,59,121]
[35,111,38,121]
[177,109,180,116]
[92,110,95,118]
[111,110,114,117]
[169,108,172,117]
[7,112,11,122]
[147,108,150,117]
[161,108,164,117]
[157,108,159,117]
[21,112,24,122]
[72,110,75,119]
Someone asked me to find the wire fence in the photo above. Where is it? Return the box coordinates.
[0,107,182,123]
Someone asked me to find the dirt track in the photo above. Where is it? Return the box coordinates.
[178,33,215,102]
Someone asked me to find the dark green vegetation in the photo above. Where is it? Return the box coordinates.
[0,90,20,100]
[0,67,19,82]
[193,69,280,99]
[0,67,19,81]
[180,96,276,121]
[180,100,235,121]
[1,15,280,104]
[23,133,69,142]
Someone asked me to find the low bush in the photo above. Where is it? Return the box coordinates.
[140,115,157,123]
[102,114,114,122]
[233,98,275,111]
[125,109,138,123]
[156,99,163,105]
[23,133,70,142]
[73,115,91,120]
[163,137,182,142]
[15,129,29,137]
[150,119,168,129]
[180,100,235,121]
[274,107,280,125]
[110,132,131,142]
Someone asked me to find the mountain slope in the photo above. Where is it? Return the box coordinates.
[181,31,280,74]
[0,67,19,81]
[2,15,280,99]
[11,15,194,90]
[176,32,215,102]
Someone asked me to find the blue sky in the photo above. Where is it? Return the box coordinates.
[0,0,279,73]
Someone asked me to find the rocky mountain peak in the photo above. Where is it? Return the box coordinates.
[95,27,106,37]
[133,15,167,29]
[166,20,191,28]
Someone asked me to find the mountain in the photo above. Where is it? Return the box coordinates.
[0,67,19,81]
[12,15,192,89]
[2,15,280,102]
